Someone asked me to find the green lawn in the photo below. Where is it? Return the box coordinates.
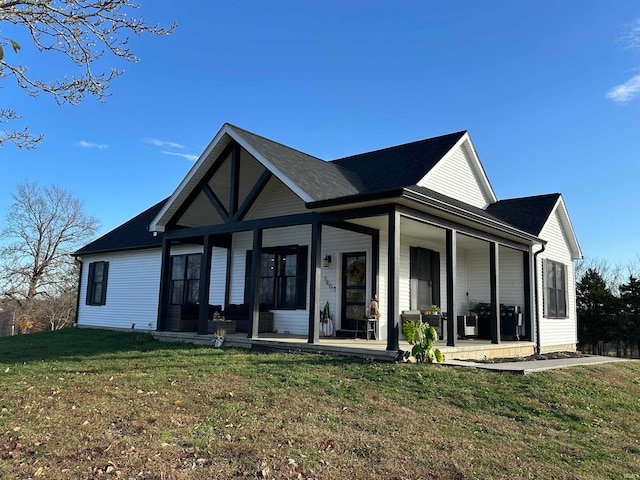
[1,329,639,479]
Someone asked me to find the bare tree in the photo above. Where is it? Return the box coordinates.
[0,0,176,149]
[0,182,99,303]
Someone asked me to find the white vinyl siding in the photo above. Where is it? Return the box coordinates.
[230,225,311,335]
[320,227,375,336]
[498,246,525,309]
[244,178,306,220]
[78,249,162,330]
[537,208,577,348]
[78,245,227,331]
[176,190,225,227]
[418,141,492,209]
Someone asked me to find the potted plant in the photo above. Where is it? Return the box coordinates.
[425,305,441,315]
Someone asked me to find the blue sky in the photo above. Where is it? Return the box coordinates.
[2,1,640,266]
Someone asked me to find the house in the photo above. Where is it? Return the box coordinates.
[74,123,582,356]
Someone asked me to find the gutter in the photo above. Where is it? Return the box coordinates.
[533,244,546,355]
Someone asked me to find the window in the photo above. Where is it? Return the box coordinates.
[245,246,308,310]
[544,259,568,318]
[86,261,109,306]
[169,254,202,305]
[410,247,440,311]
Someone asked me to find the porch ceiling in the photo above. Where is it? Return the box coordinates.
[344,216,499,250]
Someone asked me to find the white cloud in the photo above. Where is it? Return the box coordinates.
[145,138,186,149]
[76,140,108,150]
[606,74,640,103]
[161,150,199,162]
[622,18,640,50]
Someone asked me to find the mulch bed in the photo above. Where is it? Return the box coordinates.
[463,351,585,364]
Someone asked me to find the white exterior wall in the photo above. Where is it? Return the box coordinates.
[498,246,525,309]
[466,248,490,307]
[78,244,227,330]
[320,227,377,337]
[229,225,312,335]
[244,178,306,220]
[458,244,525,312]
[418,142,491,209]
[229,225,382,338]
[78,248,162,330]
[537,209,578,349]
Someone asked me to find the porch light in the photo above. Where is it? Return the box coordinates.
[322,254,332,267]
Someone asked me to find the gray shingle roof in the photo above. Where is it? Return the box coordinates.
[485,193,560,236]
[230,125,363,201]
[77,126,557,255]
[74,199,166,255]
[332,131,467,194]
[230,125,465,201]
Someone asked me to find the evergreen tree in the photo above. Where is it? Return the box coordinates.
[576,268,617,354]
[619,276,640,356]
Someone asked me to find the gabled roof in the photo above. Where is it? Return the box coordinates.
[80,124,580,256]
[332,130,467,194]
[230,125,363,200]
[75,199,166,255]
[485,193,560,236]
[486,193,582,259]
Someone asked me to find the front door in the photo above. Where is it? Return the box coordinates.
[341,252,367,330]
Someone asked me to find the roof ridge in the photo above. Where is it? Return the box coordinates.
[226,123,326,163]
[331,130,467,163]
[494,192,561,203]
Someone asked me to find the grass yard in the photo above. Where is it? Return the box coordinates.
[0,329,639,479]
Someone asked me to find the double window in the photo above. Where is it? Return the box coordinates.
[245,246,308,310]
[169,254,202,305]
[544,259,568,318]
[86,261,109,306]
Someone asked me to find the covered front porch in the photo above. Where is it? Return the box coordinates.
[152,330,536,362]
[155,203,540,354]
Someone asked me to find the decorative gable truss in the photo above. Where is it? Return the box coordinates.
[168,142,274,229]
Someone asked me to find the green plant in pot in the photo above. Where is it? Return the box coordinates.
[402,320,444,363]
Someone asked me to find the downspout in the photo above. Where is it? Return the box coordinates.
[532,244,546,355]
[73,256,84,327]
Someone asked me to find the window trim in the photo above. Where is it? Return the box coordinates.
[169,253,202,305]
[543,259,568,319]
[245,245,308,310]
[86,261,109,306]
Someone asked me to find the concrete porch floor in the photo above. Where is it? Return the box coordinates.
[152,331,536,362]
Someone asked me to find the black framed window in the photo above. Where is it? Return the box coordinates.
[86,261,109,306]
[169,254,202,305]
[410,247,440,311]
[544,259,568,318]
[245,245,308,310]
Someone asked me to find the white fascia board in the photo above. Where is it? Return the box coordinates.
[552,196,583,260]
[458,133,498,204]
[149,124,314,232]
[149,124,233,232]
[227,126,314,203]
[420,132,498,204]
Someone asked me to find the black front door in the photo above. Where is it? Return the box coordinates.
[341,252,367,330]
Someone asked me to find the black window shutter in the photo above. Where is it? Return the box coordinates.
[100,262,109,305]
[409,247,418,309]
[244,250,253,305]
[86,262,95,305]
[296,246,308,309]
